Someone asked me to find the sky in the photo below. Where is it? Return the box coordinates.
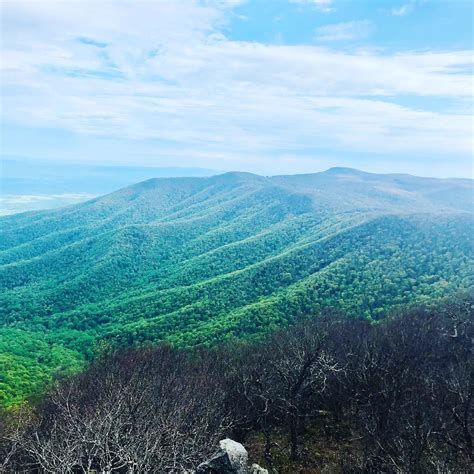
[1,0,473,177]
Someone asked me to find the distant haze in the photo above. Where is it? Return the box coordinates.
[0,157,218,215]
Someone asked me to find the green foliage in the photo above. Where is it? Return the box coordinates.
[0,170,473,405]
[0,328,85,406]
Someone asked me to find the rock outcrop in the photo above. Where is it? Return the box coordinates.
[196,439,268,474]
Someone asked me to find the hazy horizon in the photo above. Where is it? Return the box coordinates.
[2,154,472,215]
[3,154,474,179]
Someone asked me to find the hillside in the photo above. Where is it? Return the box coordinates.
[0,168,473,405]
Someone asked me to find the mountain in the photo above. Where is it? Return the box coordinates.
[0,168,473,405]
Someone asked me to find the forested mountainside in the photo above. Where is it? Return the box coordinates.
[1,168,473,405]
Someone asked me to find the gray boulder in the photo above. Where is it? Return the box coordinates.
[196,438,267,474]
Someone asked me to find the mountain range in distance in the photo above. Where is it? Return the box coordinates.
[0,167,473,405]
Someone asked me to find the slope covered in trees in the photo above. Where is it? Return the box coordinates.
[0,168,473,405]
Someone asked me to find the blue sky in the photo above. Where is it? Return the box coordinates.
[1,0,473,177]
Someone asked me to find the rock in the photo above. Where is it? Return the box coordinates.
[219,439,249,473]
[250,464,269,474]
[195,439,268,474]
[196,438,249,473]
[196,438,249,474]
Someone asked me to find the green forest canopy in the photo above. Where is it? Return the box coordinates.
[1,168,473,405]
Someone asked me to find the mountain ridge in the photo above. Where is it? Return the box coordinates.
[0,169,472,405]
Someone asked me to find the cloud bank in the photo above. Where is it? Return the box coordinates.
[1,0,472,176]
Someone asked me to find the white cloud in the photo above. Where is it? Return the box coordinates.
[315,20,372,41]
[1,0,473,175]
[391,4,412,16]
[290,0,334,13]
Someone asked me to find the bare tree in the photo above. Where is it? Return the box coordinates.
[228,317,342,463]
[14,346,232,473]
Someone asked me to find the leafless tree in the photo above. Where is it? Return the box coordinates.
[12,347,232,473]
[228,317,342,463]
